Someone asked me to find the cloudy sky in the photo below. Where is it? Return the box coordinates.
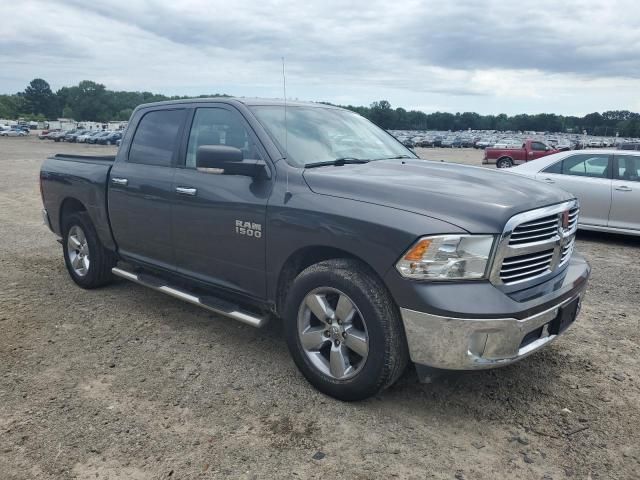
[1,0,639,115]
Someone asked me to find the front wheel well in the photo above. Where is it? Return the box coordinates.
[275,246,379,316]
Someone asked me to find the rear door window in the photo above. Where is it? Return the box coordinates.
[129,109,186,167]
[615,155,640,182]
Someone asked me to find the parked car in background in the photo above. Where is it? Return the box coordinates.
[48,130,68,142]
[38,130,51,139]
[475,138,494,149]
[85,131,107,144]
[511,150,639,235]
[97,131,123,145]
[441,137,455,147]
[77,131,102,143]
[65,129,89,142]
[619,142,640,151]
[484,140,557,168]
[1,129,27,137]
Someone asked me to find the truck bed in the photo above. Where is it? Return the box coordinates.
[41,153,116,250]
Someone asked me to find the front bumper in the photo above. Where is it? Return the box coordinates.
[397,255,590,370]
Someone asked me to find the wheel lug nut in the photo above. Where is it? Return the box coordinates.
[324,330,330,337]
[335,340,340,346]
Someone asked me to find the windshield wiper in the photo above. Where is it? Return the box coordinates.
[375,154,414,160]
[305,157,371,168]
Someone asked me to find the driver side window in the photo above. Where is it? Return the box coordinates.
[185,108,261,168]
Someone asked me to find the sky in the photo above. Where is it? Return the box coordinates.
[1,0,639,116]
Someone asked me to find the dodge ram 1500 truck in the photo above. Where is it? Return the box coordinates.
[40,98,590,401]
[484,139,558,168]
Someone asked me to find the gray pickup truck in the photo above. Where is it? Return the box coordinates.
[40,98,590,400]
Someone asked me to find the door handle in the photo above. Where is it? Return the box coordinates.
[542,177,555,184]
[615,186,632,192]
[175,186,197,196]
[111,177,128,186]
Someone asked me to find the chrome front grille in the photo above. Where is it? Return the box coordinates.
[500,249,554,283]
[509,214,558,245]
[491,200,579,288]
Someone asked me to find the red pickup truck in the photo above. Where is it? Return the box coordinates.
[483,140,557,168]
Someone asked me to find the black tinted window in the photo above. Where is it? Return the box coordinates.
[615,155,640,182]
[531,142,547,151]
[129,109,185,166]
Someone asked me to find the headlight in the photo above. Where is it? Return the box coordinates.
[395,235,495,280]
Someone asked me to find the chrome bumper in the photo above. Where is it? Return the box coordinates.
[400,288,585,370]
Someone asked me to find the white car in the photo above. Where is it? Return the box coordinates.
[0,129,27,137]
[510,150,640,236]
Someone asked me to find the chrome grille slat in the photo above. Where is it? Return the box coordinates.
[510,224,558,235]
[501,251,554,266]
[501,257,554,273]
[516,216,558,228]
[501,265,550,281]
[492,200,580,287]
[509,231,558,244]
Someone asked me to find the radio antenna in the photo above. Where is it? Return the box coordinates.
[282,57,288,157]
[282,57,291,199]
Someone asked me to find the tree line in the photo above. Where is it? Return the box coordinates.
[2,78,639,137]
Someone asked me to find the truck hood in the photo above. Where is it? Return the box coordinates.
[303,159,574,233]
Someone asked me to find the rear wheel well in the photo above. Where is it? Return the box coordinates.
[275,246,381,316]
[59,198,87,233]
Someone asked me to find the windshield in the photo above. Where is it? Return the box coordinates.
[250,106,416,167]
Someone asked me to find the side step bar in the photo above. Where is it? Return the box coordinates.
[111,267,268,328]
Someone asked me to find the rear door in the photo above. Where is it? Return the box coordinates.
[108,108,187,270]
[170,105,272,299]
[536,153,612,227]
[608,154,640,231]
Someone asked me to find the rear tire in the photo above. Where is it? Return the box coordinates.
[496,157,513,168]
[284,259,409,401]
[62,212,116,289]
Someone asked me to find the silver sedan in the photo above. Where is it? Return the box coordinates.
[510,150,640,236]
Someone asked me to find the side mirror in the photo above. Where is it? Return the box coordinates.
[545,146,551,151]
[196,145,266,177]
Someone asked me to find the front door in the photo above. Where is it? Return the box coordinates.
[609,154,640,231]
[171,106,272,299]
[108,108,187,270]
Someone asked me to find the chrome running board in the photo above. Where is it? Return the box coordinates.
[111,267,268,328]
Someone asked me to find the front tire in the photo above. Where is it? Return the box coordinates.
[62,212,116,289]
[284,259,408,401]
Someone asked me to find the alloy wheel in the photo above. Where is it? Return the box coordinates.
[67,225,90,277]
[297,287,369,380]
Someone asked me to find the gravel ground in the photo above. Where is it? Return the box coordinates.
[1,136,639,479]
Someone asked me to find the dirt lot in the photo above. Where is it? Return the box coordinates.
[1,136,639,479]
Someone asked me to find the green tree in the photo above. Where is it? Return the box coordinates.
[24,78,58,119]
